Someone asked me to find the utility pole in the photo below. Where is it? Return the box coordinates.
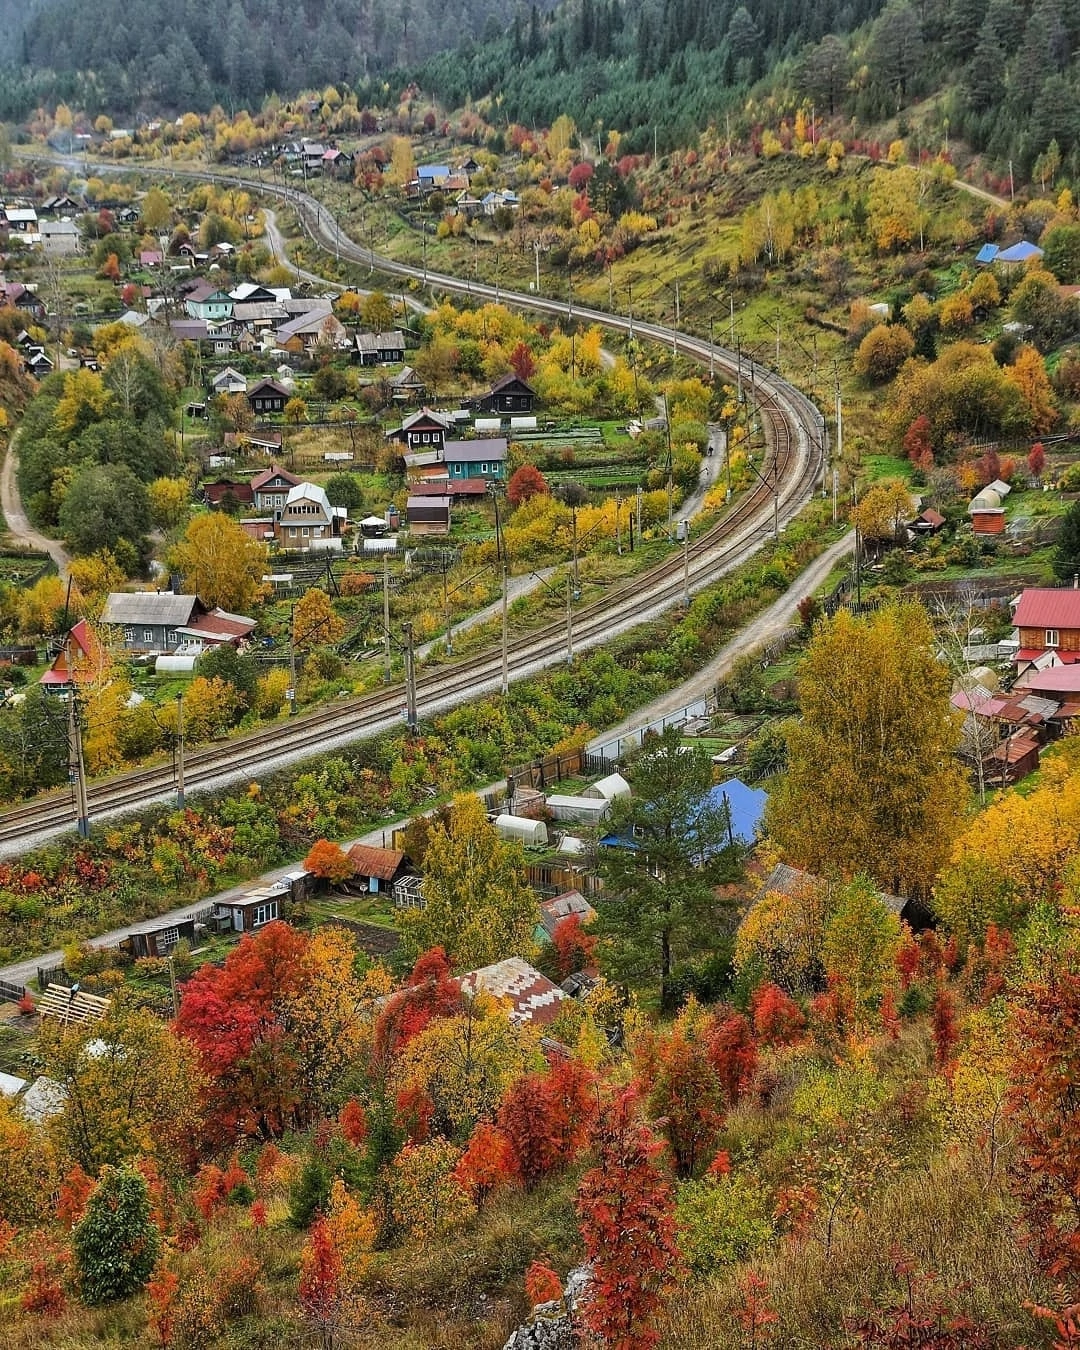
[402,620,418,732]
[663,393,674,527]
[682,521,690,606]
[616,492,622,555]
[708,320,715,380]
[501,562,509,696]
[443,558,454,654]
[383,552,392,683]
[636,484,643,542]
[565,572,574,666]
[571,506,579,592]
[67,691,90,839]
[289,602,298,715]
[175,691,186,809]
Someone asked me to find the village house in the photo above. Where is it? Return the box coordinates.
[0,281,46,320]
[99,593,256,653]
[274,310,349,352]
[210,366,248,397]
[203,479,255,510]
[213,886,284,933]
[387,407,453,453]
[458,957,568,1028]
[40,220,81,256]
[355,330,406,365]
[477,373,537,414]
[346,843,413,894]
[389,366,426,401]
[246,378,290,416]
[444,437,507,483]
[39,620,106,692]
[1010,587,1080,675]
[275,482,348,551]
[406,494,452,536]
[251,464,301,512]
[183,281,234,323]
[535,890,598,946]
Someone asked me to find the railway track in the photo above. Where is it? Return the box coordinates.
[3,157,827,854]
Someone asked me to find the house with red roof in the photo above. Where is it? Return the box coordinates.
[1011,587,1080,674]
[99,594,255,653]
[39,620,105,691]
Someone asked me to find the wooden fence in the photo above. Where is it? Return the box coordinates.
[525,865,604,898]
[0,978,26,1003]
[506,747,617,790]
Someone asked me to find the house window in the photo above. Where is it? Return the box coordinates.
[143,629,154,644]
[422,432,430,443]
[480,463,488,474]
[1047,628,1060,647]
[158,926,180,952]
[302,527,309,537]
[167,630,177,645]
[252,901,277,927]
[289,527,297,537]
[124,627,134,643]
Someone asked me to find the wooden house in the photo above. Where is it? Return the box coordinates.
[346,843,412,894]
[444,436,507,483]
[477,374,537,414]
[406,494,451,536]
[121,914,200,959]
[251,464,300,513]
[213,886,285,933]
[1011,588,1080,670]
[39,619,105,692]
[355,330,406,365]
[246,378,290,416]
[387,407,452,453]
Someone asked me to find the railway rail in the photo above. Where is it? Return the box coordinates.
[3,156,828,853]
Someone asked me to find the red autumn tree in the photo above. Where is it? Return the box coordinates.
[931,983,959,1075]
[645,1023,724,1179]
[98,252,121,283]
[902,415,933,467]
[146,1264,179,1346]
[303,839,354,887]
[339,1099,368,1149]
[57,1164,94,1229]
[576,1092,682,1350]
[507,463,549,508]
[174,921,308,1145]
[1008,971,1080,1285]
[552,913,597,980]
[568,162,594,191]
[525,1259,563,1307]
[372,947,462,1064]
[705,1011,758,1105]
[499,1059,596,1189]
[750,983,806,1047]
[508,340,537,381]
[299,1217,344,1348]
[880,987,901,1041]
[1029,442,1046,480]
[736,1271,777,1350]
[896,929,921,991]
[846,1250,991,1348]
[454,1121,519,1206]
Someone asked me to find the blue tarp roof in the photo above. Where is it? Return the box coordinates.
[418,165,450,178]
[975,243,999,264]
[701,779,768,846]
[997,240,1043,263]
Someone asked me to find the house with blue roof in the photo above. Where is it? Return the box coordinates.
[974,243,999,265]
[699,779,768,850]
[996,240,1043,266]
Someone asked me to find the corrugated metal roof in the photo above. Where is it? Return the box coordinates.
[1013,588,1080,630]
[101,593,199,625]
[347,844,405,880]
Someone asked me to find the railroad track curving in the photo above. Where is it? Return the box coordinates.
[3,156,827,853]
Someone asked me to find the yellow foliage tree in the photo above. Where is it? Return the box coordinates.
[1005,345,1059,435]
[54,368,112,437]
[734,872,832,995]
[398,793,539,969]
[68,549,127,619]
[766,604,967,898]
[169,513,268,612]
[147,477,192,532]
[822,878,903,1023]
[392,994,540,1135]
[389,1140,475,1242]
[18,574,69,636]
[182,674,243,742]
[0,1094,57,1225]
[42,1004,205,1177]
[292,588,346,652]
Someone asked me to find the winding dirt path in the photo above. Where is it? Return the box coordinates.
[0,434,70,578]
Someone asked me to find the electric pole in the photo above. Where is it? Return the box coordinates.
[501,563,509,696]
[68,691,90,839]
[402,621,418,732]
[682,521,690,607]
[383,552,392,683]
[175,691,186,809]
[565,572,574,666]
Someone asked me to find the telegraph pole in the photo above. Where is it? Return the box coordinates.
[68,691,90,839]
[175,691,186,809]
[402,621,418,732]
[682,521,690,607]
[501,562,509,696]
[565,572,574,666]
[288,602,298,715]
[383,552,392,683]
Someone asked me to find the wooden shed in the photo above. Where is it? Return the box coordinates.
[406,494,451,536]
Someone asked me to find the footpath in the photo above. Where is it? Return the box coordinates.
[0,532,853,992]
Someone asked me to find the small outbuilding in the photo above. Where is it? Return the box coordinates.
[582,772,631,803]
[346,843,411,894]
[494,814,548,847]
[544,794,611,826]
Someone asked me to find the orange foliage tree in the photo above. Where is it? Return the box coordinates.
[303,839,354,887]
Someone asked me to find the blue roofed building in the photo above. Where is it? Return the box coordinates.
[996,240,1043,266]
[698,778,768,849]
[974,243,999,265]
